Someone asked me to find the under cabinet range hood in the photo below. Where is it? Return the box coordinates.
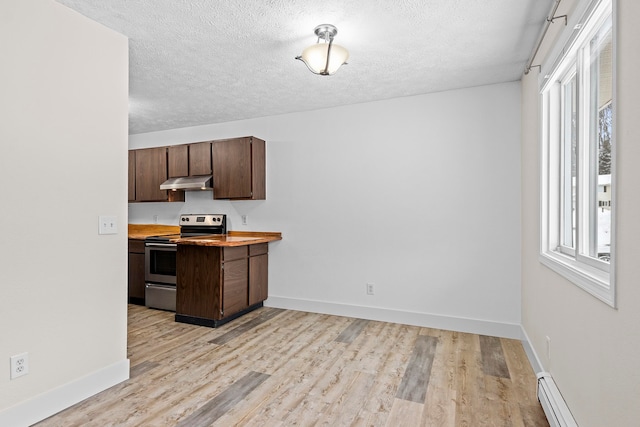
[160,175,213,191]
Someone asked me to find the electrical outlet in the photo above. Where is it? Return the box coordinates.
[241,215,248,225]
[98,215,118,235]
[10,352,29,379]
[546,336,551,360]
[366,283,375,295]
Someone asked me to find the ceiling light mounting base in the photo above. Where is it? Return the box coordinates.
[314,24,338,41]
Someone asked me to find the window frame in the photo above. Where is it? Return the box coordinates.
[539,0,616,307]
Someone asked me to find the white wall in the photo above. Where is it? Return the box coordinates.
[0,0,129,425]
[521,0,640,425]
[130,82,522,337]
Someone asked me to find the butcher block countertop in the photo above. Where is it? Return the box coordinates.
[172,231,282,247]
[128,224,281,246]
[128,224,180,240]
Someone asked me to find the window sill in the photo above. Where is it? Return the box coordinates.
[539,251,615,307]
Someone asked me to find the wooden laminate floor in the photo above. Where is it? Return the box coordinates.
[36,305,549,426]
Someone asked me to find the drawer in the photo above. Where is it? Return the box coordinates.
[249,243,268,256]
[128,239,145,254]
[223,245,248,261]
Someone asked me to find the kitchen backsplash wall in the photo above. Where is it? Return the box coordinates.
[128,191,252,231]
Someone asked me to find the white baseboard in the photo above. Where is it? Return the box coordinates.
[0,358,130,427]
[520,326,545,373]
[265,296,523,339]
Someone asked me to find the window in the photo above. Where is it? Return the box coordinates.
[540,0,615,306]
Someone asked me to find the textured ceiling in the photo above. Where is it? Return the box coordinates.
[55,0,552,134]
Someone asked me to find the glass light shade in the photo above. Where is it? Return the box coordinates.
[298,42,349,75]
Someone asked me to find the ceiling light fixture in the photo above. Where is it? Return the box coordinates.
[296,24,349,76]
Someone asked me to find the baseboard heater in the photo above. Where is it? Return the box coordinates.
[537,372,578,427]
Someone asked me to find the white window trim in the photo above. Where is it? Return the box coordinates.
[538,0,617,308]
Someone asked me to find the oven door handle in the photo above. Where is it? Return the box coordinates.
[145,243,177,248]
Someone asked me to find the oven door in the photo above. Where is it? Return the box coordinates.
[145,243,177,285]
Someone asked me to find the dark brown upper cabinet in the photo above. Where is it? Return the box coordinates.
[135,147,169,202]
[131,146,183,203]
[168,145,188,178]
[167,141,212,178]
[189,141,212,176]
[128,136,264,203]
[128,150,136,202]
[212,136,265,200]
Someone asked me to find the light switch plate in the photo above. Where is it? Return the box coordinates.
[99,216,118,235]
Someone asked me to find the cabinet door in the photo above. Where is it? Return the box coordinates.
[128,252,145,302]
[212,137,252,199]
[250,137,266,200]
[189,141,212,176]
[128,240,146,303]
[135,147,168,202]
[128,151,136,202]
[168,145,189,178]
[176,245,222,320]
[222,258,248,317]
[249,253,268,305]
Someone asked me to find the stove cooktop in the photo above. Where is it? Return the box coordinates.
[145,214,227,243]
[145,234,182,243]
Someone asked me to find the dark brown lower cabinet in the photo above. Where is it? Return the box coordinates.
[249,244,268,305]
[221,248,249,317]
[128,239,146,305]
[175,243,268,327]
